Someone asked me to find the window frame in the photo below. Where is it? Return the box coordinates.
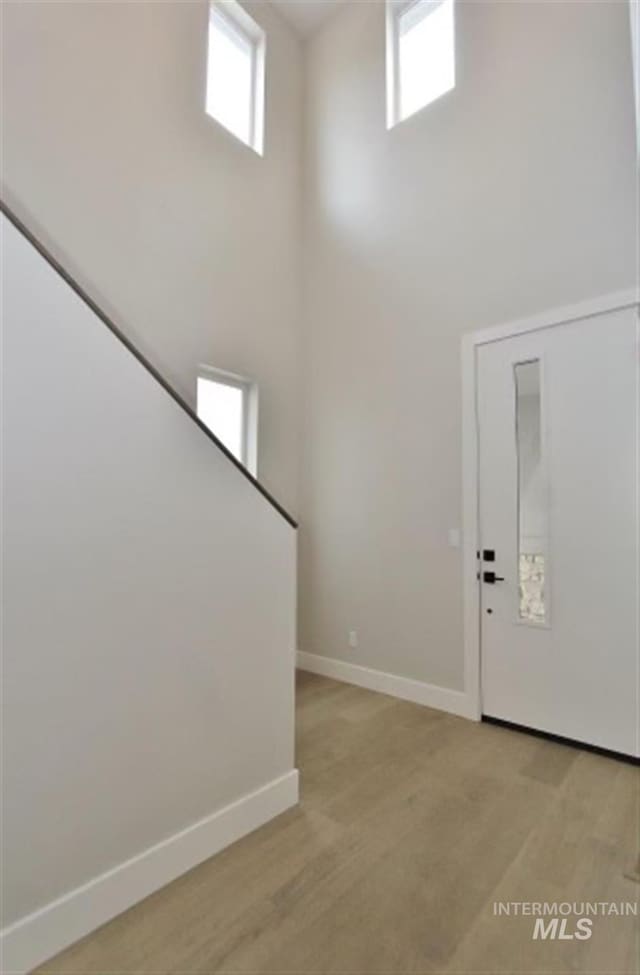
[386,0,455,129]
[206,0,266,155]
[196,364,259,475]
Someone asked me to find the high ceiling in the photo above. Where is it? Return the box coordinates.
[270,0,345,37]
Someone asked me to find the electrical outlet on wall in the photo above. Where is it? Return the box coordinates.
[348,629,358,649]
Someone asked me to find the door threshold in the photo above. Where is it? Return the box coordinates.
[482,715,639,766]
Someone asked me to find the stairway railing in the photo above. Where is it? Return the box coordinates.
[1,199,297,529]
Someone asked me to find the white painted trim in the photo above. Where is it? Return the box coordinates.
[297,651,476,720]
[461,335,482,720]
[466,289,638,348]
[0,770,299,975]
[461,291,640,727]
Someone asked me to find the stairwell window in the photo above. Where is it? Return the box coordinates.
[386,0,455,128]
[196,366,258,474]
[206,1,265,154]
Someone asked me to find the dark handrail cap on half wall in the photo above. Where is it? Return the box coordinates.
[0,198,298,530]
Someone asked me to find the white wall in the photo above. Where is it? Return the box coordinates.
[1,213,297,963]
[0,0,302,514]
[299,0,638,690]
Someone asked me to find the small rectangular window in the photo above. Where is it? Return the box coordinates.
[515,360,549,625]
[387,0,455,129]
[196,366,258,474]
[206,1,265,155]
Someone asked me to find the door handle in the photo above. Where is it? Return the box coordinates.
[483,571,505,584]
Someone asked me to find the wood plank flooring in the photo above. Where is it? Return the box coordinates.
[38,671,639,974]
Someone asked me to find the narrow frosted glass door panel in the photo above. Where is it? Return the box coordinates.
[514,361,547,624]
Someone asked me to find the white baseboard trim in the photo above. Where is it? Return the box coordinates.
[297,651,477,721]
[0,769,299,975]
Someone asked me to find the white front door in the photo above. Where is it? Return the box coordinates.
[477,307,638,756]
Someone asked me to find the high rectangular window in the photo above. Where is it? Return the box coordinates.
[387,0,455,128]
[206,1,265,154]
[196,366,258,474]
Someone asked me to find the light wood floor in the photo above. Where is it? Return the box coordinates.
[39,672,639,974]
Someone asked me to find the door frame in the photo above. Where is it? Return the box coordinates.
[460,288,639,721]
